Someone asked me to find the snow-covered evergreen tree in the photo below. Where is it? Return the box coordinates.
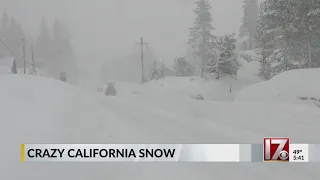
[257,48,272,80]
[206,33,240,79]
[256,0,299,77]
[255,4,274,80]
[51,18,77,84]
[188,0,214,77]
[239,0,259,49]
[35,17,51,68]
[150,59,160,80]
[256,0,320,79]
[0,9,9,36]
[36,18,51,50]
[174,57,195,77]
[159,60,165,79]
[0,10,10,58]
[143,46,158,80]
[52,18,74,65]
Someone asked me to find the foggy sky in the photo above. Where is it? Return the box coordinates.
[1,0,243,72]
[0,0,242,60]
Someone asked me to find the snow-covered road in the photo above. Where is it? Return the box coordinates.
[94,94,320,180]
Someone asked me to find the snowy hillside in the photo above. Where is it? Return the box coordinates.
[235,68,320,107]
[0,74,126,180]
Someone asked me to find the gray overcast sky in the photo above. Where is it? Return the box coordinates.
[1,0,243,67]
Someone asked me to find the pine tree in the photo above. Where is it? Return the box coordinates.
[143,46,158,80]
[0,9,9,36]
[0,11,27,62]
[52,18,70,59]
[36,17,51,51]
[0,10,10,57]
[175,57,195,77]
[256,0,320,79]
[36,17,52,68]
[150,59,160,80]
[255,2,274,80]
[53,18,62,40]
[206,33,240,79]
[6,17,27,68]
[173,57,179,76]
[239,0,259,49]
[51,18,77,83]
[8,17,19,38]
[159,60,165,79]
[293,0,320,68]
[256,0,299,77]
[188,0,214,77]
[257,48,272,80]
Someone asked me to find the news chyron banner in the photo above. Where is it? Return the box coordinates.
[21,144,242,162]
[20,141,320,162]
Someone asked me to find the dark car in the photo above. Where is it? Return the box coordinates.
[105,82,117,96]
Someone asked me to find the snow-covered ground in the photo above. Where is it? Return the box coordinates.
[1,67,320,179]
[131,76,246,101]
[235,68,320,107]
[0,74,127,179]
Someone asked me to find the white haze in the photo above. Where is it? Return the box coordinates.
[1,0,243,84]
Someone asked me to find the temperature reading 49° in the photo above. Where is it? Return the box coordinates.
[292,149,305,161]
[293,150,302,155]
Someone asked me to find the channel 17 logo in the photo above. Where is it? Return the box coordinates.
[264,138,289,161]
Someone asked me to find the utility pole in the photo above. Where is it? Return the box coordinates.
[136,37,148,84]
[31,45,36,74]
[22,38,26,74]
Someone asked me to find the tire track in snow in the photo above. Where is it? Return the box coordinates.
[100,96,319,180]
[99,97,279,180]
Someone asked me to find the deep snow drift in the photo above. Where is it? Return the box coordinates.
[235,68,320,107]
[1,74,320,180]
[0,74,132,180]
[137,76,249,101]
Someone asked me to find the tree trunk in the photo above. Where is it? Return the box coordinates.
[216,49,220,80]
[201,24,205,78]
[308,36,312,68]
[248,28,252,49]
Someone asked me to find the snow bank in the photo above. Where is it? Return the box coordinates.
[124,76,252,101]
[109,89,320,143]
[235,68,320,106]
[0,66,11,74]
[0,74,115,180]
